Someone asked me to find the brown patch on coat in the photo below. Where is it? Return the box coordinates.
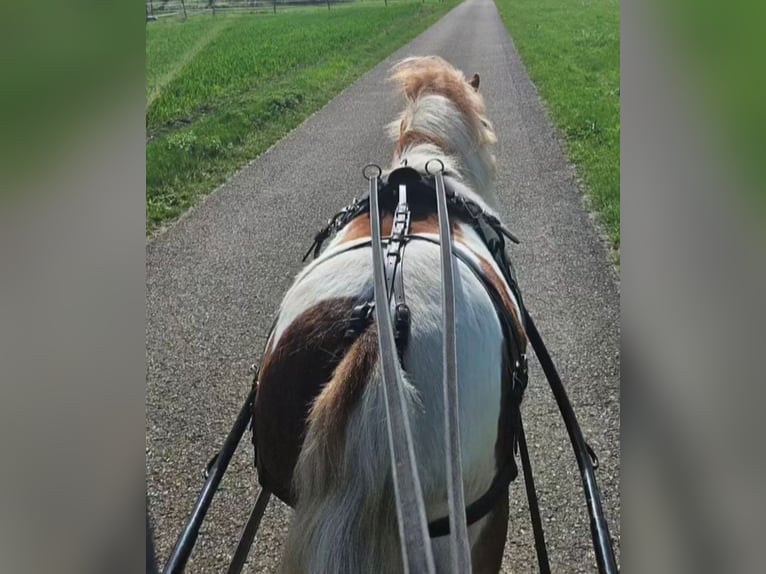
[337,212,463,244]
[410,212,464,239]
[304,325,378,483]
[336,212,393,244]
[479,257,527,350]
[409,212,438,235]
[253,297,364,505]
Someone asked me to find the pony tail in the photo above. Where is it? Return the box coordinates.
[280,331,405,574]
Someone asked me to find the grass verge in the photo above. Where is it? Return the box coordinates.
[494,0,620,250]
[146,3,456,233]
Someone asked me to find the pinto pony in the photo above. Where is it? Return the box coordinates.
[253,56,526,573]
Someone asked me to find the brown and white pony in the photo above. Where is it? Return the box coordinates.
[253,56,526,574]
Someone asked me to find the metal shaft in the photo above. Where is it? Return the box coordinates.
[162,383,257,574]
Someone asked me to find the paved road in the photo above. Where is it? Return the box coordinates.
[146,0,621,571]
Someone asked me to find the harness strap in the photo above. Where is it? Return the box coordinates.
[517,416,551,574]
[426,456,517,537]
[226,488,272,574]
[368,173,436,574]
[433,168,473,574]
[385,185,411,358]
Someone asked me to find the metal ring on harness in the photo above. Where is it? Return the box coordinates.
[362,163,382,181]
[424,158,445,175]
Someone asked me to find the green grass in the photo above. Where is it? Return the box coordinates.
[146,3,456,232]
[494,0,620,250]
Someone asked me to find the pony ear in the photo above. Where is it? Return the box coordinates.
[468,73,480,91]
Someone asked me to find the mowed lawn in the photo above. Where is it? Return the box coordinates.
[495,0,620,250]
[146,3,456,232]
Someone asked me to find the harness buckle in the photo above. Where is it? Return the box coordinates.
[344,301,375,340]
[460,197,485,220]
[393,303,411,353]
[511,354,529,402]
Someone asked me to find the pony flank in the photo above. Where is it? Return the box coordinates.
[253,56,523,574]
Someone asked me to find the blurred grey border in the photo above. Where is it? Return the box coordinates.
[624,0,766,572]
[0,2,145,570]
[0,0,764,572]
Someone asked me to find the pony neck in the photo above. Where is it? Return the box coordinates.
[390,92,497,204]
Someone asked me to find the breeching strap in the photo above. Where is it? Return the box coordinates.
[226,488,272,574]
[369,173,436,574]
[434,169,473,574]
[517,417,551,574]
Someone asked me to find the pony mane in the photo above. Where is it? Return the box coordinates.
[387,56,497,196]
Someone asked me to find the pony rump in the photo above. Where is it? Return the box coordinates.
[387,57,497,196]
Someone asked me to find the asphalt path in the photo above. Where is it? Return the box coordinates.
[146,0,621,571]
